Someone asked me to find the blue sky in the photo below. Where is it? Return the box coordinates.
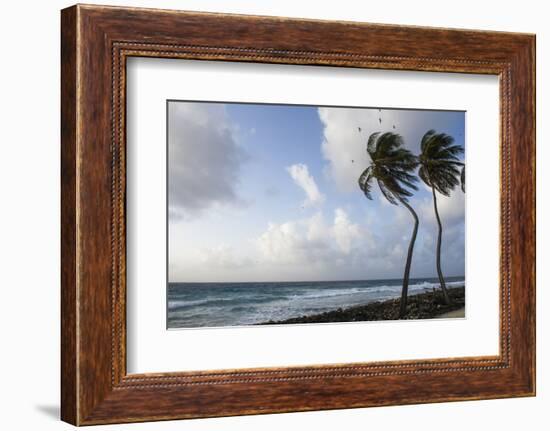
[168,101,465,282]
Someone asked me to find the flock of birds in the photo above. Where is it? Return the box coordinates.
[352,109,395,165]
[298,108,464,210]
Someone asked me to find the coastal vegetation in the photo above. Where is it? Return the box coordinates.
[418,130,465,305]
[358,129,465,319]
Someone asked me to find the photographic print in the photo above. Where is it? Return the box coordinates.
[167,101,466,329]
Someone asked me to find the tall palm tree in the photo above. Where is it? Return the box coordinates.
[418,130,464,305]
[358,132,419,318]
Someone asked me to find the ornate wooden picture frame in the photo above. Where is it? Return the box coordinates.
[61,4,535,425]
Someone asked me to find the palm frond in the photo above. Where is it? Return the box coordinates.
[359,131,418,206]
[418,165,432,187]
[420,129,437,153]
[375,132,403,159]
[418,130,464,195]
[377,178,399,205]
[367,132,380,159]
[358,166,374,200]
[441,144,464,158]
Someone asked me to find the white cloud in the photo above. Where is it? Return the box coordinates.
[198,245,251,269]
[286,163,325,207]
[170,201,464,282]
[258,220,306,265]
[257,208,361,265]
[318,107,377,192]
[168,102,247,218]
[333,208,360,254]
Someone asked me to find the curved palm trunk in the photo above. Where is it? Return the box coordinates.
[431,186,452,305]
[398,198,419,318]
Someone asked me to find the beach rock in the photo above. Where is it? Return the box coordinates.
[258,286,465,325]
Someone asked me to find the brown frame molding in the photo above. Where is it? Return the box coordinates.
[61,4,535,425]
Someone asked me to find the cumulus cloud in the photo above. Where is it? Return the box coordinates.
[168,102,247,218]
[333,208,360,254]
[257,208,362,266]
[170,201,464,282]
[286,163,325,207]
[171,211,359,282]
[251,206,446,281]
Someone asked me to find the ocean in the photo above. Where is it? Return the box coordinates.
[167,276,465,329]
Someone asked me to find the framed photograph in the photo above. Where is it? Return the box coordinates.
[61,4,535,425]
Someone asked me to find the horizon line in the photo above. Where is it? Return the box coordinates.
[168,275,466,285]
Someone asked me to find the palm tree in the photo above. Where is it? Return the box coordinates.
[418,130,464,305]
[358,132,419,318]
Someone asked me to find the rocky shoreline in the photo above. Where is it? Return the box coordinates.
[259,286,465,324]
